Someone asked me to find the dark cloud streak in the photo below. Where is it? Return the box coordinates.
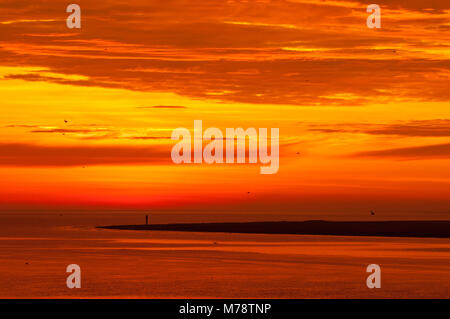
[308,120,450,137]
[351,143,450,159]
[0,143,172,167]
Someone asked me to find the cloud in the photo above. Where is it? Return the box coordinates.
[5,124,175,141]
[343,0,450,13]
[138,105,187,109]
[351,142,450,159]
[4,124,39,128]
[0,0,449,106]
[307,120,450,137]
[27,126,117,139]
[0,143,172,167]
[0,140,292,167]
[30,128,101,134]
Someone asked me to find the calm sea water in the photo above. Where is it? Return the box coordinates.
[0,211,449,298]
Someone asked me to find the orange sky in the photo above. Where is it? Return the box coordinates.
[0,0,449,217]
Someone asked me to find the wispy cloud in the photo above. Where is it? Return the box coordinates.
[307,120,450,137]
[351,142,450,159]
[138,105,187,109]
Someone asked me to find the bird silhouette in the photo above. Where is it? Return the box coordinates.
[64,120,68,123]
[370,210,375,216]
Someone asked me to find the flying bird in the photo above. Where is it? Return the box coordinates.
[370,210,375,216]
[64,120,68,123]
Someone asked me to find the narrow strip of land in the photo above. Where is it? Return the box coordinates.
[97,220,450,238]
